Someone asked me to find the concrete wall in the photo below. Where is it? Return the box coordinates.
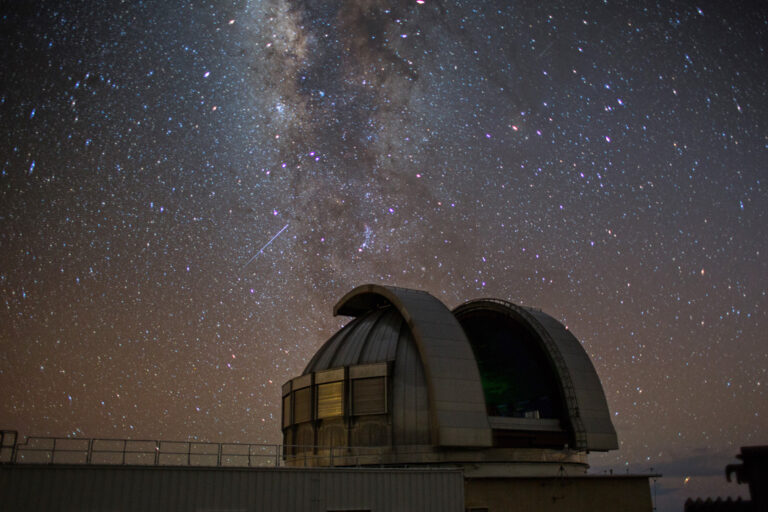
[0,465,464,512]
[465,475,654,512]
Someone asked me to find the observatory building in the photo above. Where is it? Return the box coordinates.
[281,284,653,511]
[282,284,617,473]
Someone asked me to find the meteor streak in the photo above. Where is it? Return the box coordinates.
[242,223,289,270]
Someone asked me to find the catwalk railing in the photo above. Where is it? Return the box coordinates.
[0,430,387,468]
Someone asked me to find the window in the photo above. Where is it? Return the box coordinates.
[352,377,386,415]
[317,381,343,418]
[294,387,312,423]
[282,394,291,428]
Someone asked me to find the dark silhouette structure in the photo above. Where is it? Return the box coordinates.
[686,445,768,512]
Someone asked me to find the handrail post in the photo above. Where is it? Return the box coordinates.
[275,444,280,467]
[154,441,160,465]
[122,439,126,465]
[11,431,19,464]
[87,439,93,464]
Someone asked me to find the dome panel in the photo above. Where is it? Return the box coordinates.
[358,308,402,364]
[453,299,619,451]
[304,307,403,374]
[304,321,353,373]
[335,285,492,448]
[391,324,431,445]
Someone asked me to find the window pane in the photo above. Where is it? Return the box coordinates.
[282,395,291,428]
[317,382,343,418]
[352,377,385,415]
[294,388,312,423]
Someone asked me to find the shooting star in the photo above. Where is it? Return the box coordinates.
[242,223,289,270]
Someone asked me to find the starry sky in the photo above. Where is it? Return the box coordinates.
[1,1,766,510]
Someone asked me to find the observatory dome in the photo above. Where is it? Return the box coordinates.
[281,284,617,471]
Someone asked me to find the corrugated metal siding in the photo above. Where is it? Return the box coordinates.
[0,465,464,512]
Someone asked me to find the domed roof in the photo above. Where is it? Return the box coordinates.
[304,306,404,373]
[284,284,618,455]
[306,284,492,448]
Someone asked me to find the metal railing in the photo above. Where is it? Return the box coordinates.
[0,430,389,468]
[0,430,600,471]
[1,431,282,467]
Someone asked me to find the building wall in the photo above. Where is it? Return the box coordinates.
[0,465,465,512]
[464,476,654,512]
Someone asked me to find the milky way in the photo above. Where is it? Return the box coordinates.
[1,2,766,510]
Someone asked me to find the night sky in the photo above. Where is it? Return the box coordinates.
[1,1,766,510]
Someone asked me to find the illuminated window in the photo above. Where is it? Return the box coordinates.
[294,387,312,423]
[352,377,386,415]
[282,394,291,428]
[317,381,343,418]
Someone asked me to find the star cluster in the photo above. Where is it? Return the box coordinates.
[1,2,766,510]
